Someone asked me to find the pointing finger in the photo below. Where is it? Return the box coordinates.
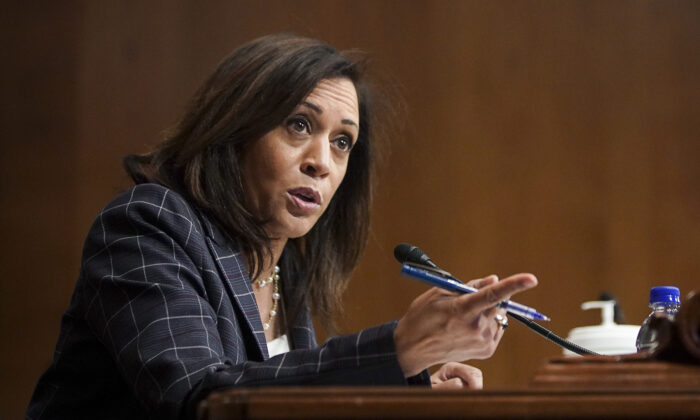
[456,273,537,314]
[466,275,499,289]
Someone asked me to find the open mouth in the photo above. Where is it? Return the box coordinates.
[295,192,315,202]
[288,188,320,206]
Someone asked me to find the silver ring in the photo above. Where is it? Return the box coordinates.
[495,314,508,331]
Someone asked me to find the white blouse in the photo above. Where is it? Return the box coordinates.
[267,334,290,357]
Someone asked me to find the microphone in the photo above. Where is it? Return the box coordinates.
[394,243,456,279]
[394,243,438,268]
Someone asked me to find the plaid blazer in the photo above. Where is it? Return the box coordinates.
[28,183,428,420]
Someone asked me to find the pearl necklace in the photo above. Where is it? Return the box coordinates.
[254,265,281,330]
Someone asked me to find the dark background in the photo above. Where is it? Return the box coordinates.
[2,1,699,418]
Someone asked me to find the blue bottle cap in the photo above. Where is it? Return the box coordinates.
[649,286,681,305]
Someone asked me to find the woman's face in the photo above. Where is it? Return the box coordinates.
[241,77,360,240]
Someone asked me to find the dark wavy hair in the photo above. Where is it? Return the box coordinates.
[123,34,375,332]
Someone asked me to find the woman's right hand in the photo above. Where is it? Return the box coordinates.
[393,273,538,377]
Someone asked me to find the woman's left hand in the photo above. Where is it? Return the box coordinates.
[430,362,483,390]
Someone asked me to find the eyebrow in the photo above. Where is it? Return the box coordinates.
[301,101,358,128]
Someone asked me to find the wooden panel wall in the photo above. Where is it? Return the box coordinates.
[2,1,699,417]
[1,2,83,417]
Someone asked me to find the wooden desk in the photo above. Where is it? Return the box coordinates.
[199,357,700,419]
[200,386,700,419]
[200,294,700,419]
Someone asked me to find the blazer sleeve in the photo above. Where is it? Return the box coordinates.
[79,185,428,420]
[184,321,431,417]
[79,185,229,418]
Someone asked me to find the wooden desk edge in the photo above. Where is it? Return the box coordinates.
[200,386,700,419]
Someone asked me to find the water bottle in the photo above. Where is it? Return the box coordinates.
[635,286,681,352]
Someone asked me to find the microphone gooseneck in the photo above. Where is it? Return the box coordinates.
[508,313,597,355]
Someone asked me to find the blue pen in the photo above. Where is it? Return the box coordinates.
[401,263,550,322]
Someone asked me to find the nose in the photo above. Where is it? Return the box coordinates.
[300,136,330,178]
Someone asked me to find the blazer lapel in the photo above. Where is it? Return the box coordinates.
[287,301,318,350]
[198,214,268,360]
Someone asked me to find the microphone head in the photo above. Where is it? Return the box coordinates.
[394,243,438,268]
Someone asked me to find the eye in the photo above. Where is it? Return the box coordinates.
[286,116,311,135]
[332,135,354,152]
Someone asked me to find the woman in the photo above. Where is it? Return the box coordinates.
[28,34,537,419]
